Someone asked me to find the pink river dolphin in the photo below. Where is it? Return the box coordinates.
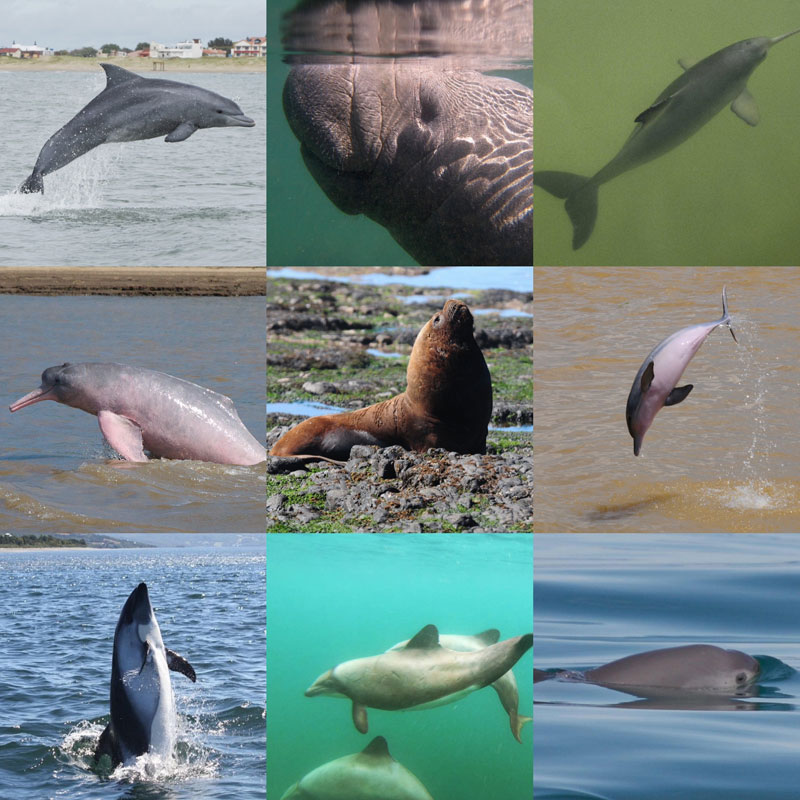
[9,362,266,466]
[625,286,737,456]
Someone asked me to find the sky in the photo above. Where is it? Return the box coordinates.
[4,0,266,51]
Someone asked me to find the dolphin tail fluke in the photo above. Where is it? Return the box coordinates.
[534,170,598,249]
[19,171,44,194]
[721,285,738,343]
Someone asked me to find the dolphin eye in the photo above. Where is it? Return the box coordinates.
[736,672,746,683]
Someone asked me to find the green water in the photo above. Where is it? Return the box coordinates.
[266,534,533,799]
[534,0,800,265]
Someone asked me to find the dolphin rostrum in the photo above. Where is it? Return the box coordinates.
[19,63,255,194]
[280,736,434,800]
[9,362,266,465]
[626,286,737,456]
[94,583,196,769]
[305,623,533,734]
[535,29,800,249]
[388,628,532,742]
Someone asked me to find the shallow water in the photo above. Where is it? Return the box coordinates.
[0,295,265,533]
[534,267,800,532]
[267,533,533,799]
[0,69,265,266]
[534,0,800,265]
[535,534,800,799]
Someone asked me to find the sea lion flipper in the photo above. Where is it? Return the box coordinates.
[352,701,368,734]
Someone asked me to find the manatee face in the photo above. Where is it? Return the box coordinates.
[283,63,532,266]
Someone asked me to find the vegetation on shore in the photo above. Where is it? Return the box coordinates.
[0,534,87,548]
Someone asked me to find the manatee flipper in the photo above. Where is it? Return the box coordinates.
[352,700,368,734]
[166,648,197,682]
[664,384,693,406]
[97,410,148,461]
[534,170,598,250]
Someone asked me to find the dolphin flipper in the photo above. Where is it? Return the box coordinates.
[166,648,197,682]
[731,89,760,126]
[97,410,148,461]
[165,122,199,142]
[352,700,368,734]
[664,384,693,405]
[534,171,598,250]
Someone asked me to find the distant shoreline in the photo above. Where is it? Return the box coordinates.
[0,56,266,73]
[0,267,266,296]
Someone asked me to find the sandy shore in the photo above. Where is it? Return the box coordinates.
[0,56,266,73]
[0,267,265,296]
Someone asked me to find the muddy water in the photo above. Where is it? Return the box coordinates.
[534,267,800,532]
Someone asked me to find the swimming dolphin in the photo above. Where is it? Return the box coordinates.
[279,736,434,800]
[388,628,532,742]
[626,286,737,456]
[18,63,255,194]
[305,623,532,733]
[9,362,266,465]
[94,583,196,769]
[535,28,800,249]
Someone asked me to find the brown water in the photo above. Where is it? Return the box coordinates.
[534,267,800,532]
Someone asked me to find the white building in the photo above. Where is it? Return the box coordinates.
[150,39,203,59]
[232,36,266,57]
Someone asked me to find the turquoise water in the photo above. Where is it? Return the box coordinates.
[535,534,800,799]
[534,0,800,265]
[267,534,533,799]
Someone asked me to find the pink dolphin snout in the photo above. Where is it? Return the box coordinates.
[9,385,56,412]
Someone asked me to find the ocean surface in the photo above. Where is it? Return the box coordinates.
[267,533,533,799]
[0,69,265,266]
[535,534,800,800]
[0,544,266,800]
[534,0,800,265]
[534,267,800,532]
[0,295,265,533]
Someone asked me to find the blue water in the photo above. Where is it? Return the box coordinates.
[0,545,266,799]
[267,533,533,799]
[534,534,800,799]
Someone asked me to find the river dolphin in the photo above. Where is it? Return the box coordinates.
[388,628,532,742]
[19,63,255,194]
[305,623,533,733]
[9,362,266,465]
[535,28,800,249]
[280,736,434,800]
[626,287,737,456]
[95,583,196,770]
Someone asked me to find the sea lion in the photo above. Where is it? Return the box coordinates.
[269,299,492,461]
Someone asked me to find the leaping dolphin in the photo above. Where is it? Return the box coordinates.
[280,736,434,800]
[9,362,266,466]
[94,583,196,770]
[626,286,737,456]
[305,623,532,734]
[18,63,255,194]
[535,28,800,249]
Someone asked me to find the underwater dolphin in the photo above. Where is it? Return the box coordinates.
[19,63,255,193]
[94,583,196,769]
[9,362,266,465]
[388,628,532,742]
[626,286,737,456]
[280,736,434,800]
[535,28,800,249]
[305,623,532,733]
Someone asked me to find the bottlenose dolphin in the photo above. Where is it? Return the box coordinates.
[388,628,532,742]
[95,583,196,769]
[305,623,532,733]
[19,63,255,194]
[280,736,434,800]
[535,28,800,249]
[626,286,737,456]
[9,362,266,465]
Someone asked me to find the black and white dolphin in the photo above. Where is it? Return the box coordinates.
[19,63,255,194]
[94,582,196,770]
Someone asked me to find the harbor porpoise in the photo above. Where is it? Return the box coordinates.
[280,736,434,800]
[19,63,255,194]
[9,362,266,465]
[626,286,737,456]
[94,583,196,770]
[388,628,532,742]
[535,28,800,249]
[305,623,532,734]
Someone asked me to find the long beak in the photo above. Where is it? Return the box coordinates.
[9,386,53,412]
[768,28,800,47]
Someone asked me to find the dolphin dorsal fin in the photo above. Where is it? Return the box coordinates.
[100,63,145,88]
[731,89,760,126]
[678,57,698,71]
[404,624,440,649]
[361,736,392,759]
[473,629,501,646]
